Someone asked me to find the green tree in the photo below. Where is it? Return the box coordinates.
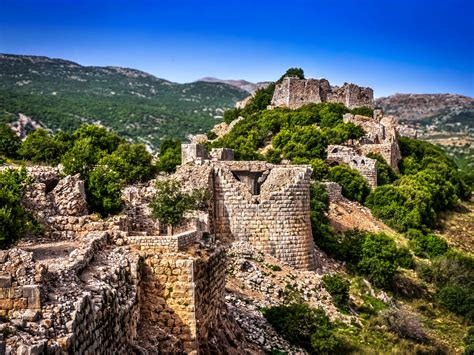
[263,303,340,353]
[19,129,67,164]
[86,165,124,217]
[366,152,398,186]
[72,124,124,154]
[0,124,20,159]
[99,143,154,183]
[357,233,400,288]
[328,165,370,203]
[156,139,181,173]
[0,169,41,248]
[61,137,105,177]
[277,68,305,82]
[150,179,209,234]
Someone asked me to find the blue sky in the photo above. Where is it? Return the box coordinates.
[1,0,473,97]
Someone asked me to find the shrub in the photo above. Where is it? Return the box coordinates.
[207,130,217,140]
[366,152,397,186]
[62,138,104,177]
[72,124,124,154]
[150,180,209,234]
[438,285,474,322]
[263,303,340,353]
[0,124,20,158]
[156,139,181,173]
[430,251,474,321]
[309,181,332,242]
[405,229,448,259]
[277,67,305,82]
[351,106,374,118]
[357,233,401,288]
[464,327,474,355]
[381,307,429,343]
[396,246,415,269]
[322,274,350,309]
[86,165,124,217]
[223,108,242,125]
[328,165,370,203]
[0,169,41,248]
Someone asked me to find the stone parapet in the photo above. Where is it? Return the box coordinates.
[127,230,198,252]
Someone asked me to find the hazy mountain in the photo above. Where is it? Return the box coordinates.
[0,54,248,149]
[375,93,474,131]
[198,77,271,94]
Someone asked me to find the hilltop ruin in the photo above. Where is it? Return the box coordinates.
[270,77,374,109]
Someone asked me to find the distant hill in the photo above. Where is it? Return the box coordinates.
[0,54,249,149]
[198,77,270,94]
[375,93,474,132]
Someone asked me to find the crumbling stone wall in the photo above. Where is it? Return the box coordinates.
[213,161,316,270]
[343,111,402,171]
[138,247,226,354]
[327,145,378,187]
[271,77,374,109]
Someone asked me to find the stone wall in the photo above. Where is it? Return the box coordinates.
[127,230,199,252]
[271,77,373,109]
[138,247,226,354]
[327,145,378,187]
[213,161,316,270]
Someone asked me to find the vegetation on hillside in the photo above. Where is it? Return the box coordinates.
[216,68,472,353]
[0,54,248,149]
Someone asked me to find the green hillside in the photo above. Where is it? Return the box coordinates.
[0,54,248,149]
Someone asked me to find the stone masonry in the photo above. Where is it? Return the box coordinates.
[179,146,317,271]
[326,145,378,187]
[270,76,374,109]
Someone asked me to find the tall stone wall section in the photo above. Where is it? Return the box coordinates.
[213,163,316,270]
[271,77,373,109]
[139,247,226,354]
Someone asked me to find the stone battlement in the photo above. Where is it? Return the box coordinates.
[270,76,374,109]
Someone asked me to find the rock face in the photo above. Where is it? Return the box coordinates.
[271,77,374,109]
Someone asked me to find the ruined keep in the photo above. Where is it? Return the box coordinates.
[179,147,317,270]
[270,76,374,109]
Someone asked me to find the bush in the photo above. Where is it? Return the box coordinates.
[381,307,429,343]
[223,108,242,125]
[322,274,350,309]
[263,303,340,353]
[0,169,41,248]
[62,138,104,177]
[86,165,124,217]
[207,130,218,140]
[430,251,474,322]
[357,233,405,288]
[150,179,209,234]
[351,106,374,118]
[156,139,181,173]
[309,181,332,243]
[366,152,397,186]
[0,124,20,158]
[438,285,474,321]
[464,327,474,355]
[72,124,124,154]
[328,165,370,203]
[405,229,448,259]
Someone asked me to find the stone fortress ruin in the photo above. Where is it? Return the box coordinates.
[0,74,406,354]
[270,76,374,109]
